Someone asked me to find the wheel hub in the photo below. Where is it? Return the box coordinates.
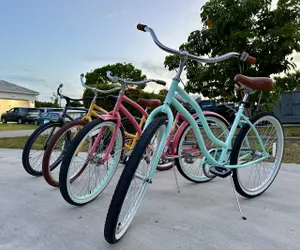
[184,153,195,164]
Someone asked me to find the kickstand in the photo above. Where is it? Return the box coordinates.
[172,166,180,193]
[230,174,247,220]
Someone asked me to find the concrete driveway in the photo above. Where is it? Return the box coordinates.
[0,148,300,250]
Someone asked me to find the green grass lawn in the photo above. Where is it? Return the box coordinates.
[0,136,30,148]
[0,135,299,163]
[283,142,300,164]
[283,126,300,137]
[0,135,56,150]
[0,123,38,131]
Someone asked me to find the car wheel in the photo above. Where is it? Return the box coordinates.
[17,118,23,124]
[1,117,7,124]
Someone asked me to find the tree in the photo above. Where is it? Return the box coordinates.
[164,0,300,110]
[83,84,166,117]
[36,92,61,108]
[84,62,147,89]
[274,70,300,92]
[35,100,55,108]
[50,92,60,108]
[82,62,166,116]
[261,70,300,111]
[159,89,168,96]
[69,100,83,107]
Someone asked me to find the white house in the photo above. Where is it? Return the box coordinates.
[0,80,39,114]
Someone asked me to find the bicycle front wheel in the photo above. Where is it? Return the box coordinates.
[42,120,88,187]
[230,112,284,198]
[104,117,167,244]
[59,118,123,205]
[22,122,63,176]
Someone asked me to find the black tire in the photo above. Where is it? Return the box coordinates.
[104,117,167,244]
[22,122,63,176]
[59,118,124,206]
[121,116,141,134]
[1,117,7,123]
[17,117,23,124]
[230,112,284,198]
[42,120,88,187]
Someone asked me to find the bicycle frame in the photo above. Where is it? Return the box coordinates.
[89,93,148,163]
[160,111,229,159]
[144,78,268,180]
[80,102,108,122]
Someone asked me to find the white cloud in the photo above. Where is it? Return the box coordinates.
[293,53,300,68]
[138,61,189,93]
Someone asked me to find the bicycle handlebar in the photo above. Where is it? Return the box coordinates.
[137,23,257,65]
[57,84,63,97]
[55,83,85,103]
[106,71,166,86]
[80,73,121,94]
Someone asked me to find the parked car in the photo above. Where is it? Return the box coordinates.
[186,98,237,124]
[38,107,64,114]
[35,112,62,125]
[1,107,41,124]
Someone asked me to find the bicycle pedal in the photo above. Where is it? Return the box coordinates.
[209,166,232,178]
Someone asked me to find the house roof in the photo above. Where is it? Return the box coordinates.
[0,80,39,95]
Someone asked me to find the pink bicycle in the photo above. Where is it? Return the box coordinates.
[58,71,230,206]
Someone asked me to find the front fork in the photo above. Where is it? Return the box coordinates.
[146,104,174,182]
[88,118,121,164]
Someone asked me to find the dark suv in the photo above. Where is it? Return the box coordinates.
[1,107,41,124]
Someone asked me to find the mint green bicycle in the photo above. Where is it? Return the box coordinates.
[104,24,284,243]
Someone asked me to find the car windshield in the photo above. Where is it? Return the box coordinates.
[41,112,60,118]
[41,113,51,118]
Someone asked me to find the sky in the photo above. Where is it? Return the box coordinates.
[0,0,298,101]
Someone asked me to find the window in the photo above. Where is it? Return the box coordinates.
[20,108,28,112]
[29,108,41,113]
[52,113,60,118]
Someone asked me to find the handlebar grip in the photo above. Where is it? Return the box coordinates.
[155,80,167,86]
[245,55,257,64]
[137,23,147,32]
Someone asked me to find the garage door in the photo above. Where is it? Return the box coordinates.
[0,99,29,115]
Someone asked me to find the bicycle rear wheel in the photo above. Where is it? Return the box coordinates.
[175,115,229,183]
[59,118,123,205]
[22,122,63,176]
[230,112,284,197]
[42,120,88,187]
[104,117,166,244]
